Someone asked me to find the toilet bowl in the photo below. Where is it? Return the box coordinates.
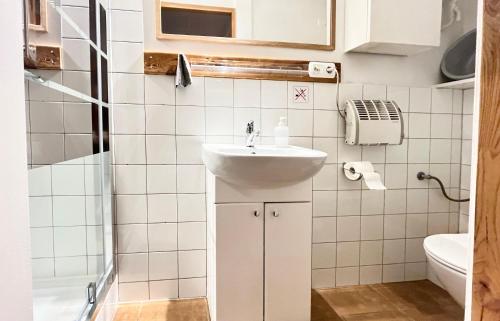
[424,233,468,307]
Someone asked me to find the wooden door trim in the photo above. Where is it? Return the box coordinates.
[472,0,500,320]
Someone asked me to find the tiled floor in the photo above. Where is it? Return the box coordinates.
[113,281,464,321]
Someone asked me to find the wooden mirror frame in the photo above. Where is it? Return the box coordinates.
[28,0,47,32]
[155,0,336,51]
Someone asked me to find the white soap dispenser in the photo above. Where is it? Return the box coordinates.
[274,116,289,147]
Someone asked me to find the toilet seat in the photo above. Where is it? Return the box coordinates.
[423,234,468,275]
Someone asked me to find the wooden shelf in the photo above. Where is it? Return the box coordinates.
[144,52,341,83]
[24,45,61,70]
[434,78,475,90]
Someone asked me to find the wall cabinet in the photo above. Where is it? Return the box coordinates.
[345,0,443,56]
[208,202,312,321]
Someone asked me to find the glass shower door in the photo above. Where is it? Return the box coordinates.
[24,1,113,320]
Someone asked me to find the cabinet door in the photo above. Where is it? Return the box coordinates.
[264,203,312,321]
[215,203,264,321]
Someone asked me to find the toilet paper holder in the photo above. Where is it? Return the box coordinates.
[343,162,363,181]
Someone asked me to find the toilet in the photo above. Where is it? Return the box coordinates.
[424,233,468,307]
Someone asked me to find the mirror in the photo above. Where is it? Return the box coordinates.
[156,0,335,50]
[27,0,47,31]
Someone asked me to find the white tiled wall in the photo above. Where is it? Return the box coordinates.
[111,72,467,300]
[29,154,106,279]
[108,3,473,302]
[459,89,474,232]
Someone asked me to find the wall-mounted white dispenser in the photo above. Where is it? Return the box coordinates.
[344,100,404,146]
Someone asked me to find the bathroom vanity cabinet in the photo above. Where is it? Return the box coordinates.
[206,174,312,321]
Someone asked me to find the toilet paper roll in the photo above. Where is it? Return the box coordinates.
[343,161,386,190]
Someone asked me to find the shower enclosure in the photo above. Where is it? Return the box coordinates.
[24,1,114,320]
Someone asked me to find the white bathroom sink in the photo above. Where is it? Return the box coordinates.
[202,144,327,187]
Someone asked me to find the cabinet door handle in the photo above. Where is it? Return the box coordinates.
[272,211,279,217]
[253,210,260,217]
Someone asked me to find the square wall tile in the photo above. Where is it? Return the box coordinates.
[112,73,144,104]
[405,262,426,281]
[147,165,177,194]
[384,164,408,189]
[313,138,337,164]
[146,135,176,164]
[337,242,360,267]
[206,107,234,135]
[408,113,430,138]
[176,106,205,135]
[115,165,147,194]
[360,265,382,285]
[361,216,383,240]
[431,114,452,138]
[114,135,146,164]
[205,78,233,107]
[360,241,383,265]
[150,280,179,300]
[313,164,337,191]
[31,134,65,165]
[176,136,204,165]
[428,213,450,235]
[111,10,143,42]
[112,42,144,74]
[179,278,206,298]
[178,250,206,278]
[29,166,52,196]
[339,83,363,106]
[177,165,205,193]
[384,215,406,239]
[54,226,87,257]
[149,251,178,280]
[336,267,359,287]
[176,77,205,106]
[234,79,260,107]
[312,269,336,289]
[148,194,177,223]
[314,83,337,110]
[31,227,54,258]
[116,195,148,224]
[405,238,426,262]
[313,217,337,243]
[337,191,361,216]
[407,189,429,213]
[384,190,406,214]
[119,282,149,302]
[117,224,148,253]
[431,88,453,113]
[383,264,405,283]
[313,191,337,217]
[178,194,206,222]
[312,243,336,269]
[52,165,85,195]
[288,109,313,136]
[145,75,175,105]
[314,110,338,137]
[361,190,384,215]
[337,216,360,242]
[148,222,177,252]
[383,239,405,264]
[146,105,175,135]
[114,105,145,134]
[53,196,86,226]
[118,253,149,282]
[30,102,64,133]
[178,222,206,250]
[408,139,430,163]
[29,197,53,227]
[261,80,287,108]
[406,214,428,238]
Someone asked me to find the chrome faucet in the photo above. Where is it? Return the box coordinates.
[246,121,260,148]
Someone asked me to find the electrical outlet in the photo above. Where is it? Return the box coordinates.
[308,62,337,79]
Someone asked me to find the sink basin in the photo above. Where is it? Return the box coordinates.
[202,144,327,188]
